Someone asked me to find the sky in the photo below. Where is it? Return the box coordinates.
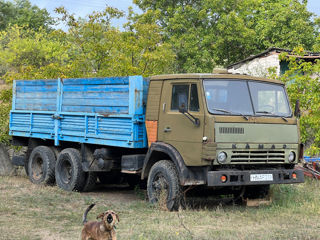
[28,0,320,30]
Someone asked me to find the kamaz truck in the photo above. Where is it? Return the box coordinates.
[9,73,304,210]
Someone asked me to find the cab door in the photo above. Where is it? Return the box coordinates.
[158,80,205,166]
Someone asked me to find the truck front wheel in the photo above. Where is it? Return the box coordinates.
[147,160,181,211]
[55,148,85,191]
[28,146,56,185]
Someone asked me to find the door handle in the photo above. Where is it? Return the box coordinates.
[164,127,171,132]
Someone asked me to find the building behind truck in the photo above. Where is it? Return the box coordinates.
[227,47,320,78]
[10,73,304,210]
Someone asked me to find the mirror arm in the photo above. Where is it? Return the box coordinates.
[182,111,200,127]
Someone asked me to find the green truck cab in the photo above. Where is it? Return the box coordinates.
[143,73,304,209]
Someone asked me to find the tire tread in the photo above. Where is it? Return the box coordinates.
[55,148,85,191]
[28,146,56,185]
[147,160,181,211]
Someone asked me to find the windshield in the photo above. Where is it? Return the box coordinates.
[248,81,291,116]
[203,79,291,117]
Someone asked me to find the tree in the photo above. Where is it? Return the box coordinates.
[55,6,175,77]
[0,0,54,31]
[117,8,175,76]
[277,48,320,155]
[251,0,317,51]
[0,5,175,81]
[134,0,319,73]
[0,25,69,81]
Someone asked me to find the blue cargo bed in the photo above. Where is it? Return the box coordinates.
[9,76,148,148]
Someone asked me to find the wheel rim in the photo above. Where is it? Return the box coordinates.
[60,159,72,184]
[31,155,43,181]
[151,173,169,202]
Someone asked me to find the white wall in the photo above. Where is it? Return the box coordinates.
[228,53,280,77]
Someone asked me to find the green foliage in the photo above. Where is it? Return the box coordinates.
[134,0,318,73]
[0,0,54,31]
[53,7,175,77]
[54,6,125,77]
[252,0,316,50]
[0,87,11,144]
[0,6,175,80]
[120,8,175,76]
[278,48,320,155]
[0,25,69,81]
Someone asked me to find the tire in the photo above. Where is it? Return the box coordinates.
[28,146,56,185]
[50,146,60,159]
[25,140,40,176]
[243,185,270,199]
[55,148,86,191]
[82,172,97,192]
[147,160,181,211]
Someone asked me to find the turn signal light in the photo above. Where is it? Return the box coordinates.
[221,175,227,183]
[292,173,297,179]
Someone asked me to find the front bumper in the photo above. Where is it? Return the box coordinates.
[207,169,304,186]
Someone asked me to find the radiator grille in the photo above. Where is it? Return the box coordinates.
[231,150,285,163]
[219,127,244,134]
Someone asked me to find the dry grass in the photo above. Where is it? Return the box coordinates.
[1,176,320,240]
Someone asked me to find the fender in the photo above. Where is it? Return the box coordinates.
[141,142,207,186]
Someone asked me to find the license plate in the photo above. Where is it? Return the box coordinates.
[250,174,273,182]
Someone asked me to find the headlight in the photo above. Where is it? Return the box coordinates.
[288,151,296,162]
[217,152,227,164]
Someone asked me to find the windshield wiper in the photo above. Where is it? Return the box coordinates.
[212,108,248,120]
[256,111,272,114]
[256,111,288,122]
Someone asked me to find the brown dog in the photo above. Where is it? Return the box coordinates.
[81,204,119,240]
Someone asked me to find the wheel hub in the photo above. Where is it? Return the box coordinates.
[32,157,43,181]
[152,174,168,197]
[61,160,72,184]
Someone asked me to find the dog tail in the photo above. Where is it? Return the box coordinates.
[82,203,95,225]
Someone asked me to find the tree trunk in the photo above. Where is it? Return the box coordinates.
[0,144,15,176]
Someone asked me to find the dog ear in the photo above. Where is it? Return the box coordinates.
[96,212,105,220]
[115,213,120,222]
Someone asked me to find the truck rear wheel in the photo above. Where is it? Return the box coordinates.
[82,172,97,192]
[28,146,56,185]
[147,160,181,211]
[55,148,85,191]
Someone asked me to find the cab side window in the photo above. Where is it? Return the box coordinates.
[171,84,200,112]
[171,85,189,110]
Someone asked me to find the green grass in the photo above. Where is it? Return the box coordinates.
[1,176,320,240]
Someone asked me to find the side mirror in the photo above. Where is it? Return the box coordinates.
[294,99,301,118]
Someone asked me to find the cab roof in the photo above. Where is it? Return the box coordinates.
[150,73,283,85]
